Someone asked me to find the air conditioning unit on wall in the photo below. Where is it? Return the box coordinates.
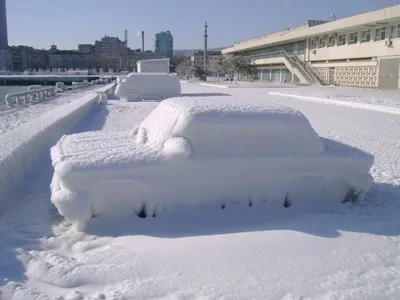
[311,49,317,54]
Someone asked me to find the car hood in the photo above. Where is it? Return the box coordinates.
[51,130,161,175]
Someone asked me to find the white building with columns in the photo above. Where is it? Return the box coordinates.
[222,5,400,90]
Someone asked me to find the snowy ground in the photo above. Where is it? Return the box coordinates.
[0,86,101,136]
[1,83,400,299]
[266,83,400,108]
[203,80,400,108]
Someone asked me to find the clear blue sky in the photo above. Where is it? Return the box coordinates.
[7,0,395,50]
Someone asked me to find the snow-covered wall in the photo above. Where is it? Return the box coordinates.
[72,81,89,90]
[115,73,181,101]
[0,83,115,209]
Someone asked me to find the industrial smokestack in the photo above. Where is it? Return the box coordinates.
[141,31,145,52]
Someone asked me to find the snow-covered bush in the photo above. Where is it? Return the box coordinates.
[50,96,374,230]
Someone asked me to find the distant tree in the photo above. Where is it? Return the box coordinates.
[209,58,226,83]
[220,55,258,84]
[176,59,194,80]
[240,57,258,82]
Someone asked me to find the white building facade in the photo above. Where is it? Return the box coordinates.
[222,5,400,90]
[191,50,222,71]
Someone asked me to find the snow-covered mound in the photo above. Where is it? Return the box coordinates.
[50,96,374,230]
[115,73,181,101]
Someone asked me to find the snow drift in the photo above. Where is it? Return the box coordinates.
[115,73,181,101]
[50,96,374,230]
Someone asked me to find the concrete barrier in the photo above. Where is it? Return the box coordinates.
[27,85,43,91]
[95,82,116,95]
[5,86,56,107]
[0,92,102,208]
[72,80,89,90]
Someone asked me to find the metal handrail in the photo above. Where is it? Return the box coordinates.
[245,50,294,60]
[292,53,322,84]
[243,50,322,85]
[291,54,318,83]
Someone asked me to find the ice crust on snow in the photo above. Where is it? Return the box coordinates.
[115,73,181,101]
[50,96,374,230]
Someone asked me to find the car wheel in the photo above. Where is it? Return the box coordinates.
[287,176,348,210]
[90,180,151,218]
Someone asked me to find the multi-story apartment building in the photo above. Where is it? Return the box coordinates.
[78,44,95,54]
[48,45,98,70]
[10,46,48,71]
[153,31,174,58]
[94,36,127,57]
[222,5,400,90]
[191,50,222,70]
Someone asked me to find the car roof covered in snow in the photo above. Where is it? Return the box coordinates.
[160,96,303,117]
[140,96,326,157]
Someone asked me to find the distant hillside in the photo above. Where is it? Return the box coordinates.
[174,48,222,57]
[174,49,197,57]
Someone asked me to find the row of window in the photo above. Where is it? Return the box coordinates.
[240,40,306,57]
[312,24,400,49]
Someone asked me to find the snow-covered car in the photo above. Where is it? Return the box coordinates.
[115,73,181,101]
[50,96,374,230]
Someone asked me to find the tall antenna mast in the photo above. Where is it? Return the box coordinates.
[204,22,208,73]
[141,31,145,52]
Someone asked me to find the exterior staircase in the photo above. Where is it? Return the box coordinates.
[291,53,323,85]
[248,50,322,85]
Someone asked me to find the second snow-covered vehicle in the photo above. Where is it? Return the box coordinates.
[50,96,374,230]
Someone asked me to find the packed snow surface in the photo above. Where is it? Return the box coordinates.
[269,85,400,108]
[115,73,181,101]
[50,96,373,230]
[1,82,400,299]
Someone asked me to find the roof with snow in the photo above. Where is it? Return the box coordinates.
[157,96,303,117]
